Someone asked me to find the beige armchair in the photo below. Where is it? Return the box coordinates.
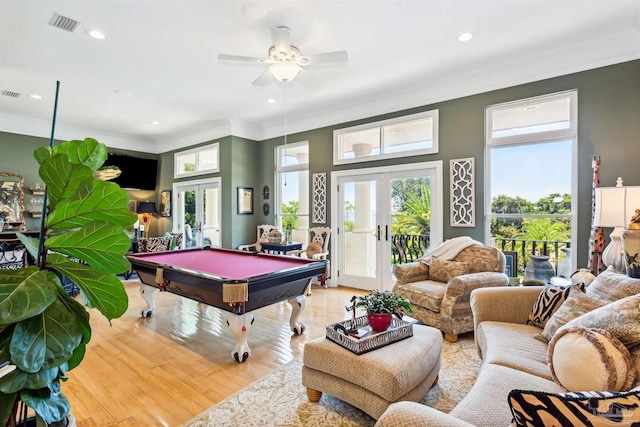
[392,244,508,343]
[238,224,277,252]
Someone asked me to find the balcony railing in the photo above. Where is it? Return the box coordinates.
[494,237,571,277]
[391,233,430,265]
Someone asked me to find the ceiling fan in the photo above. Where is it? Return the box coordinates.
[218,26,348,87]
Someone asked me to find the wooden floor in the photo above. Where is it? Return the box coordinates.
[62,279,367,426]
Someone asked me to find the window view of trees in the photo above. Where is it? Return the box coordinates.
[391,178,431,236]
[281,200,299,231]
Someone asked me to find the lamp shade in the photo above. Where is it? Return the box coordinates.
[136,201,157,214]
[269,61,300,83]
[594,186,640,227]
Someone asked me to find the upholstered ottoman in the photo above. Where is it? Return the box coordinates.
[302,324,442,419]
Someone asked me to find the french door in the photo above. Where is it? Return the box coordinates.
[332,162,442,291]
[173,178,221,248]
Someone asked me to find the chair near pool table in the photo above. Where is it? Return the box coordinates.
[238,224,278,252]
[287,227,331,294]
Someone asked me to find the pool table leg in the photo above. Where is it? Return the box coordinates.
[227,313,255,363]
[140,284,158,318]
[288,295,306,335]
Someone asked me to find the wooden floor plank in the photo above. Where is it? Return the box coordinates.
[59,280,365,426]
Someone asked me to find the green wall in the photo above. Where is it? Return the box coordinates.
[1,60,638,269]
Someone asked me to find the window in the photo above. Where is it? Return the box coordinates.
[174,143,219,178]
[333,110,438,165]
[276,141,309,244]
[485,91,577,277]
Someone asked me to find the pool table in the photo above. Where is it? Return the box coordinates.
[127,247,327,362]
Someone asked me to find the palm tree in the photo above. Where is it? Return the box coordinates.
[393,184,431,235]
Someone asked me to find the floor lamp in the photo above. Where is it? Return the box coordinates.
[136,201,157,238]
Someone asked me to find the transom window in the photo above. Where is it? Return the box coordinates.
[174,143,219,178]
[333,110,438,165]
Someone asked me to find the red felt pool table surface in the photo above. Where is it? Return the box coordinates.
[128,247,317,280]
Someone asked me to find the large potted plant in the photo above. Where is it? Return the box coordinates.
[0,138,137,426]
[351,289,413,333]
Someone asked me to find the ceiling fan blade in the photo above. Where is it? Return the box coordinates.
[252,69,275,87]
[218,53,272,64]
[271,26,292,55]
[299,51,349,65]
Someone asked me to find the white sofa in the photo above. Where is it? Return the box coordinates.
[376,269,640,426]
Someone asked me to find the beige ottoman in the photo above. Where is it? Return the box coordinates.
[302,324,442,419]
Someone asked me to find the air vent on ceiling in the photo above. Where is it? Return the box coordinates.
[49,12,79,32]
[1,90,21,98]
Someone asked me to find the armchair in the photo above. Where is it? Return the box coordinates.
[238,224,277,252]
[288,227,331,292]
[392,244,508,342]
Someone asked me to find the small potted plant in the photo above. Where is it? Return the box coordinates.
[351,290,413,333]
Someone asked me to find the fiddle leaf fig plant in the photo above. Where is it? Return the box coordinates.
[351,289,414,319]
[0,137,137,426]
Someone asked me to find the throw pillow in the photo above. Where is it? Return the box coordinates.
[585,268,640,303]
[548,326,635,392]
[527,283,585,328]
[428,257,470,283]
[561,293,640,348]
[508,388,640,427]
[306,242,323,259]
[539,286,606,342]
[630,345,640,388]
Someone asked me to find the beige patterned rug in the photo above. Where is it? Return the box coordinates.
[182,334,480,427]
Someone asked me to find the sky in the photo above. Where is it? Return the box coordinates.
[490,140,572,202]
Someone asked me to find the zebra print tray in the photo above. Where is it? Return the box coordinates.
[326,315,413,355]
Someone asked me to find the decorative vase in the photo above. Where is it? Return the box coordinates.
[524,255,555,283]
[622,228,640,278]
[367,312,392,333]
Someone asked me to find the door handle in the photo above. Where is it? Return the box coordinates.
[377,225,381,241]
[385,225,389,241]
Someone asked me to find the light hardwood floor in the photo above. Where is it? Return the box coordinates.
[62,279,367,426]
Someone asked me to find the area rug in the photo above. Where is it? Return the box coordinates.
[181,335,481,427]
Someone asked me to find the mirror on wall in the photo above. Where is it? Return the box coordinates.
[0,173,24,231]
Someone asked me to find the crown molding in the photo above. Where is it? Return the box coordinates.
[0,112,158,152]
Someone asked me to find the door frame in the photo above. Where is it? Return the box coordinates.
[172,177,222,247]
[330,161,443,289]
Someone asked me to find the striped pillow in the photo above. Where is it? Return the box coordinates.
[508,388,640,427]
[527,283,585,328]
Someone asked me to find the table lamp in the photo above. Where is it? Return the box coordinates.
[136,201,157,238]
[594,183,640,276]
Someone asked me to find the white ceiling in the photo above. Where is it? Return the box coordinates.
[1,1,639,154]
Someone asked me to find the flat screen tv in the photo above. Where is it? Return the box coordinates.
[105,153,158,191]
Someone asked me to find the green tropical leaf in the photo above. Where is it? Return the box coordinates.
[0,269,57,324]
[16,234,41,264]
[45,224,131,273]
[53,138,107,171]
[33,146,51,165]
[54,286,90,371]
[0,391,17,424]
[0,325,13,364]
[65,341,86,372]
[21,378,70,425]
[45,180,137,230]
[39,154,94,207]
[10,297,83,372]
[0,366,58,393]
[46,254,128,320]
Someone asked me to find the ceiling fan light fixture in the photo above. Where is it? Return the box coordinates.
[269,61,300,83]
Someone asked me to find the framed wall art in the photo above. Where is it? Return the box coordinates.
[450,157,475,227]
[160,190,171,217]
[312,173,326,223]
[237,187,254,215]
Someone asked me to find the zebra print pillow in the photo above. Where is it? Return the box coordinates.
[527,283,585,328]
[508,388,640,427]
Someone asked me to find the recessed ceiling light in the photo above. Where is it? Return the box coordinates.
[29,94,43,100]
[458,32,473,42]
[150,121,160,126]
[86,29,106,40]
[266,98,276,104]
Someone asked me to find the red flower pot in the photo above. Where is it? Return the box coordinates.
[367,312,393,333]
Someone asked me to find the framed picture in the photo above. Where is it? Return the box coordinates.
[237,187,253,215]
[160,190,171,217]
[503,251,518,277]
[127,200,137,214]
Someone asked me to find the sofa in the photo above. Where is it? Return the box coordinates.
[376,268,640,427]
[393,244,508,342]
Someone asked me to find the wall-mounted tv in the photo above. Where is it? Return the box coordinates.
[105,153,158,191]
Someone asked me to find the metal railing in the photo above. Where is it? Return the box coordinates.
[494,237,571,276]
[391,233,430,265]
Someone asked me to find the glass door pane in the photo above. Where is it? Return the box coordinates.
[202,183,220,247]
